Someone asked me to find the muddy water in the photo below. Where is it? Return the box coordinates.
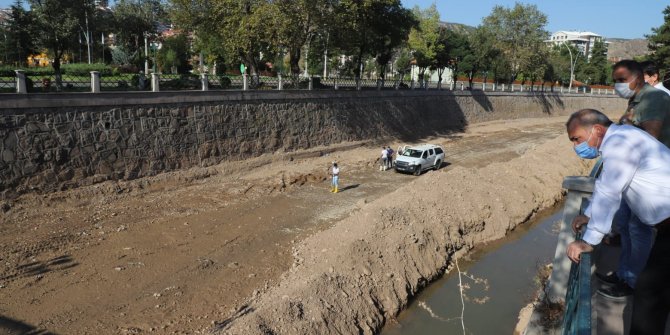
[381,206,563,335]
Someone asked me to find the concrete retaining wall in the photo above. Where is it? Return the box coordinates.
[0,90,625,199]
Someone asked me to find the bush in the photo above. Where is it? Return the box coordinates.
[61,63,114,76]
[219,76,232,89]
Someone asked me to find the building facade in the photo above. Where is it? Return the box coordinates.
[546,31,608,60]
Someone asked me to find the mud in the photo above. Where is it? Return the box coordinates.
[212,134,591,334]
[0,116,588,334]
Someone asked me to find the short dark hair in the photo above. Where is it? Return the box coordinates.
[639,60,659,77]
[566,109,613,129]
[613,59,643,77]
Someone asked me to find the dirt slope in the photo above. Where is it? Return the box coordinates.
[212,136,592,334]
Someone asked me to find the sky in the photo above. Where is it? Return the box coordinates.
[400,0,666,39]
[0,0,665,39]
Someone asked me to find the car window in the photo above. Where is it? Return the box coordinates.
[422,151,427,159]
[435,148,444,154]
[429,149,435,156]
[404,149,423,158]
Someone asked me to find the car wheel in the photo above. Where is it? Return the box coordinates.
[413,165,421,176]
[434,160,442,170]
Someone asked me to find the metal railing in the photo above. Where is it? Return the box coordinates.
[2,69,618,95]
[561,239,592,335]
[0,72,15,93]
[556,160,602,335]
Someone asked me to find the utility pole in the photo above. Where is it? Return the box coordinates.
[85,11,91,64]
[144,33,149,74]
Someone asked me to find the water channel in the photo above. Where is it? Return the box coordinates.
[381,205,563,335]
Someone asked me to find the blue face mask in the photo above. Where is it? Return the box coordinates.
[574,128,599,159]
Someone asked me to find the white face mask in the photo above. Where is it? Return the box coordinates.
[615,77,637,99]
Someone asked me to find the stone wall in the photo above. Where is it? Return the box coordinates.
[0,90,625,199]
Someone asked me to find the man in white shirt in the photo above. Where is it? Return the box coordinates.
[641,61,670,96]
[330,162,340,193]
[565,109,670,335]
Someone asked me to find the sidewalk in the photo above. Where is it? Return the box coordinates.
[592,241,670,334]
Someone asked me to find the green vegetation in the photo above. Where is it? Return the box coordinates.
[2,0,651,91]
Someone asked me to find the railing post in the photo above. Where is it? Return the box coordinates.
[460,82,464,91]
[14,70,27,94]
[243,73,248,91]
[356,77,361,91]
[308,76,314,90]
[410,79,415,90]
[200,73,209,91]
[520,84,524,92]
[334,77,339,90]
[278,74,283,90]
[151,73,160,92]
[502,83,506,91]
[90,71,100,93]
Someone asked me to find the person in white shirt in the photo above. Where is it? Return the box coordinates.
[330,162,340,193]
[641,61,670,96]
[565,109,670,335]
[380,147,388,171]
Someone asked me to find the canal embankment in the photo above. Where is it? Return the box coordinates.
[212,133,594,334]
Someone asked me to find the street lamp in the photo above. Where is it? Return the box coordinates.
[560,41,576,91]
[150,42,159,73]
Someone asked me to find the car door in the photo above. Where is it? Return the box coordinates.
[420,151,428,170]
[428,148,436,165]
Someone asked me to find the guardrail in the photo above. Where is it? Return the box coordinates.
[561,238,592,335]
[1,69,617,95]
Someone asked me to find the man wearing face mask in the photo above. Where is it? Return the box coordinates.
[614,60,670,144]
[565,109,670,335]
[585,60,670,299]
[640,60,670,96]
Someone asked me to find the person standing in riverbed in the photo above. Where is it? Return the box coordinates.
[565,109,670,335]
[330,162,340,193]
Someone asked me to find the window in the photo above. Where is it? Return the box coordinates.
[435,148,444,154]
[429,149,435,156]
[422,152,428,159]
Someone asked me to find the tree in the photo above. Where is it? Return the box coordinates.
[461,26,499,88]
[268,0,336,76]
[408,4,441,87]
[481,3,548,84]
[112,0,166,67]
[29,0,94,89]
[647,6,670,74]
[1,0,37,66]
[580,40,609,85]
[156,34,190,73]
[335,0,415,78]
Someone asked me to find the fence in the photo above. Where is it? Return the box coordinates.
[2,70,617,95]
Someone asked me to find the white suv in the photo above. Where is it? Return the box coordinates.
[394,144,445,176]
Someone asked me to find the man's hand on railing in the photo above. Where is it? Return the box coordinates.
[572,214,589,234]
[567,240,594,263]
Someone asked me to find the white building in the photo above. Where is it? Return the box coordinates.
[546,31,608,60]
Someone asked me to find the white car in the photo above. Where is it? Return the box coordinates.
[394,144,445,176]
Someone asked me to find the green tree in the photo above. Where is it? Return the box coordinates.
[580,40,609,85]
[647,6,670,74]
[408,4,441,86]
[335,0,415,78]
[112,0,166,67]
[481,3,548,84]
[29,0,94,89]
[1,0,37,66]
[461,26,499,88]
[156,34,190,73]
